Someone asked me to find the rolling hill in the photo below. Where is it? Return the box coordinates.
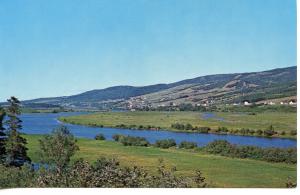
[17,66,297,110]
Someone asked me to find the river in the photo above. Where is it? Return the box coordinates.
[19,112,296,148]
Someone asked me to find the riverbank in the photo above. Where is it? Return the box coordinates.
[24,134,296,188]
[58,111,297,139]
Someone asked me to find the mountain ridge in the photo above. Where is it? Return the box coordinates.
[6,66,297,110]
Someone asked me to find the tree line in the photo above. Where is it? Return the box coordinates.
[170,123,297,137]
[106,134,296,164]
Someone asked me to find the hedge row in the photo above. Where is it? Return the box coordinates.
[171,123,296,137]
[95,134,296,164]
[115,124,161,130]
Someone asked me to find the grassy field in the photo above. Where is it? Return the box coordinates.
[24,134,296,188]
[59,111,296,137]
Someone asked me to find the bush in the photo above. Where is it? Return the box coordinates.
[239,128,250,135]
[185,123,193,130]
[197,127,210,133]
[204,140,234,155]
[256,129,263,135]
[112,134,123,141]
[262,148,297,164]
[290,130,297,136]
[249,129,255,135]
[204,140,296,164]
[116,124,127,129]
[113,135,150,147]
[155,139,176,149]
[171,123,185,130]
[263,125,277,136]
[95,133,105,140]
[263,130,276,137]
[216,127,229,133]
[179,141,197,149]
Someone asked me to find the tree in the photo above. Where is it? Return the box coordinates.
[0,107,6,163]
[94,133,105,140]
[5,97,31,166]
[39,126,79,174]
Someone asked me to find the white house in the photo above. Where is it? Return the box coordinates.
[243,101,251,106]
[289,101,296,105]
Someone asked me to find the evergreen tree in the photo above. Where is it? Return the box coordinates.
[0,107,6,163]
[5,97,31,167]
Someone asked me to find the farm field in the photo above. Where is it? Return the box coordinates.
[24,134,296,188]
[59,111,297,137]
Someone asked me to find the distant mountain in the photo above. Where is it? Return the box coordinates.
[134,66,297,108]
[19,66,296,110]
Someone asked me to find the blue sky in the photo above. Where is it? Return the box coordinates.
[0,0,296,101]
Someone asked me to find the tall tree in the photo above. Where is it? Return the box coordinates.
[0,107,6,163]
[5,96,31,166]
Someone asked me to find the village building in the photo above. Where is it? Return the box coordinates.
[243,100,251,106]
[289,101,296,105]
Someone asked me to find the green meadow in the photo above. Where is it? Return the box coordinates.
[59,111,296,137]
[25,134,296,188]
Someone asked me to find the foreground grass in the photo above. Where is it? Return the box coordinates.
[59,111,296,137]
[25,134,296,188]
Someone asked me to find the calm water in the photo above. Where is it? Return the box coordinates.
[19,112,296,148]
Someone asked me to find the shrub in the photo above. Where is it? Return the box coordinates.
[256,129,263,135]
[129,124,137,129]
[114,135,150,147]
[116,124,127,129]
[197,127,210,133]
[112,134,124,142]
[290,130,297,136]
[204,140,296,164]
[263,130,276,137]
[171,123,185,130]
[239,128,250,135]
[185,123,193,130]
[95,133,105,140]
[263,125,277,136]
[249,129,255,135]
[262,148,297,164]
[204,140,234,155]
[216,127,229,133]
[179,141,197,149]
[155,139,176,149]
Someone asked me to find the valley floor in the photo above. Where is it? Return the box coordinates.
[25,134,296,188]
[59,111,297,138]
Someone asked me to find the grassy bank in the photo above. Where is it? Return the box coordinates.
[59,111,296,138]
[24,134,296,188]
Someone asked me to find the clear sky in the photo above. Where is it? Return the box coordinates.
[0,0,296,101]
